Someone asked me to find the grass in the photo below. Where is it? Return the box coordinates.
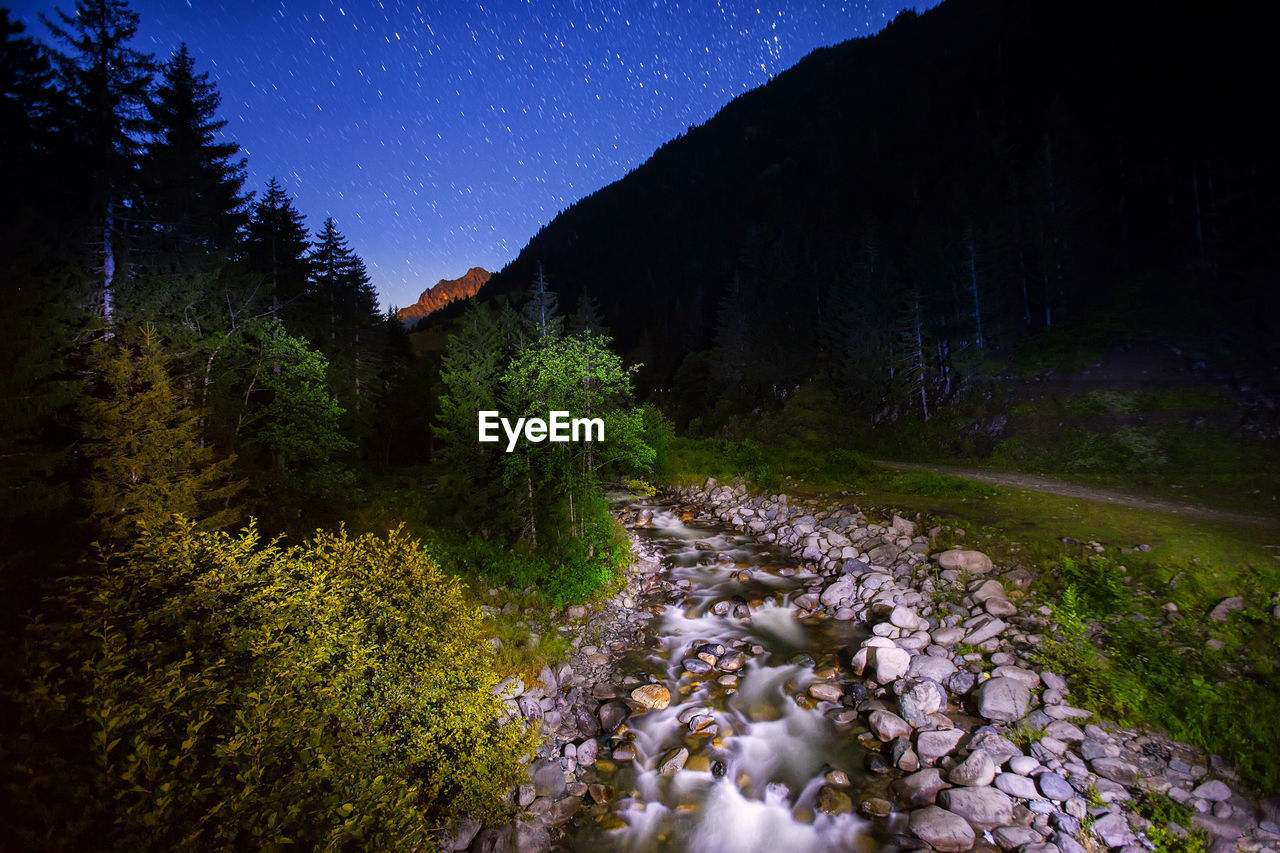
[1133,790,1209,853]
[664,433,1280,792]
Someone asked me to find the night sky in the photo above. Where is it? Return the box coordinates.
[13,0,928,310]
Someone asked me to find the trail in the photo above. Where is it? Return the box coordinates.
[875,460,1280,530]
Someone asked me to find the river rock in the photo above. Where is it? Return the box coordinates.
[992,825,1042,850]
[949,750,997,787]
[599,701,629,732]
[718,651,747,671]
[984,597,1018,617]
[860,797,893,818]
[631,684,671,710]
[809,681,844,702]
[973,677,1030,722]
[995,772,1041,800]
[1090,812,1134,847]
[817,786,853,815]
[910,805,977,852]
[872,646,911,683]
[937,786,1015,831]
[1191,780,1232,802]
[895,768,951,806]
[938,549,994,574]
[531,761,566,798]
[890,604,925,630]
[821,576,858,607]
[910,655,958,681]
[658,747,689,775]
[1037,772,1074,801]
[963,617,1008,646]
[1209,596,1245,622]
[931,626,966,648]
[1089,757,1138,787]
[900,679,948,726]
[917,728,967,764]
[869,710,913,741]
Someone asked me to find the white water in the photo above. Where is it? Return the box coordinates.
[568,503,885,851]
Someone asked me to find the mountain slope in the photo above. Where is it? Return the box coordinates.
[395,267,490,326]
[481,0,1277,421]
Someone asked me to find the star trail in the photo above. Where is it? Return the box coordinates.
[13,0,927,310]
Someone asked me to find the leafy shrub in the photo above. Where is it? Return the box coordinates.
[436,498,629,606]
[7,520,535,849]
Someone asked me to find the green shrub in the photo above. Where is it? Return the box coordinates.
[7,519,535,849]
[435,498,629,607]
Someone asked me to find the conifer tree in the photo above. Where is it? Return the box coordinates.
[244,178,313,320]
[572,288,607,336]
[523,262,561,341]
[141,43,248,267]
[432,302,515,534]
[43,0,155,325]
[80,324,243,543]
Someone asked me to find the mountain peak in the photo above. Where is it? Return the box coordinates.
[395,267,491,326]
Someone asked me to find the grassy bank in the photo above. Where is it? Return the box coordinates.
[665,435,1280,792]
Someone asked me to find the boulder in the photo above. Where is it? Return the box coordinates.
[909,806,976,852]
[895,768,951,806]
[948,750,997,787]
[973,677,1030,722]
[631,684,671,710]
[917,728,967,764]
[900,678,948,726]
[869,710,913,742]
[937,786,1015,831]
[938,549,995,574]
[872,646,911,683]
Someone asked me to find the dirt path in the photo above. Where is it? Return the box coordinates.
[875,459,1280,530]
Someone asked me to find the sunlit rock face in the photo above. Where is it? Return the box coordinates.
[395,266,490,326]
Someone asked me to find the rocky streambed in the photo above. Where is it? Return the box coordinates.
[449,481,1278,853]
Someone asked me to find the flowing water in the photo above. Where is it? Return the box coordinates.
[567,502,901,852]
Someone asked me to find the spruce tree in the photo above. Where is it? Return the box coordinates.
[43,0,155,325]
[522,262,561,341]
[141,43,248,268]
[572,288,607,336]
[80,324,243,543]
[244,178,313,320]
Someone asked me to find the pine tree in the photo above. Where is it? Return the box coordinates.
[43,0,155,325]
[572,288,607,336]
[80,324,243,543]
[432,302,514,535]
[522,262,561,341]
[1,10,60,169]
[141,43,248,267]
[244,178,313,320]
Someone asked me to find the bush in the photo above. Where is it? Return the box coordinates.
[7,520,536,849]
[436,497,630,607]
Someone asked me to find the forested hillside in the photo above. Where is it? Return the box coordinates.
[484,0,1278,438]
[0,3,654,846]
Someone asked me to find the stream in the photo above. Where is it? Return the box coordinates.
[566,500,901,852]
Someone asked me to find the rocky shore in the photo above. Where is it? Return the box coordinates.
[448,479,1278,852]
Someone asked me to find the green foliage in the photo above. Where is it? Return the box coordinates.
[7,520,535,849]
[80,325,243,542]
[435,496,630,607]
[1134,791,1208,853]
[239,323,353,498]
[639,402,673,477]
[623,478,658,497]
[1037,573,1280,791]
